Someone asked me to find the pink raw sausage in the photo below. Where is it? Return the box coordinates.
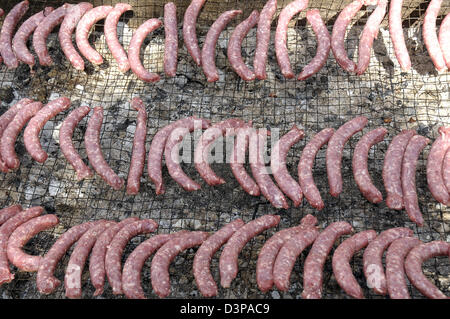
[254,0,277,80]
[164,2,178,77]
[389,0,412,71]
[0,205,22,226]
[439,13,450,69]
[183,0,206,66]
[423,0,446,72]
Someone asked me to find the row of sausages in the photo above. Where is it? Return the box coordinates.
[0,205,448,299]
[0,97,449,225]
[0,0,449,83]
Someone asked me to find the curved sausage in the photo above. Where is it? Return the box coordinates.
[64,220,116,299]
[194,118,248,186]
[406,241,450,299]
[298,9,331,81]
[402,135,430,226]
[148,117,210,195]
[271,125,304,207]
[0,101,42,170]
[105,219,158,295]
[219,215,281,288]
[85,106,125,190]
[58,2,93,71]
[256,214,317,292]
[12,8,54,67]
[254,0,277,80]
[36,220,99,295]
[326,116,368,197]
[0,1,29,68]
[0,98,34,172]
[230,127,260,196]
[126,98,147,195]
[122,231,188,299]
[0,206,43,285]
[105,3,132,73]
[59,106,93,180]
[89,217,139,296]
[75,5,113,65]
[355,0,388,75]
[183,0,206,66]
[423,0,446,72]
[382,130,416,210]
[164,2,178,77]
[24,97,71,163]
[298,128,334,210]
[151,231,209,298]
[193,219,245,297]
[128,18,162,82]
[275,0,308,79]
[439,13,450,69]
[331,0,364,73]
[363,227,414,295]
[332,230,377,299]
[426,127,450,205]
[389,0,412,71]
[250,129,289,209]
[33,3,71,67]
[227,10,259,81]
[302,221,354,299]
[385,237,421,299]
[273,227,319,291]
[7,214,58,272]
[0,205,22,226]
[352,127,387,203]
[444,148,450,194]
[202,10,242,82]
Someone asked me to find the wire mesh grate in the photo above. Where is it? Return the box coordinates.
[0,0,448,299]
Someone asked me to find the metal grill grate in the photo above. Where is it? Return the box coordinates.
[0,0,448,299]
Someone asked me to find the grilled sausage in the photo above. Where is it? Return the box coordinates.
[0,1,29,68]
[219,215,280,288]
[126,98,147,195]
[36,221,99,295]
[332,230,377,299]
[382,130,416,210]
[24,97,71,163]
[275,0,308,79]
[7,214,58,272]
[85,106,125,190]
[105,3,132,73]
[12,8,54,67]
[331,0,364,73]
[423,0,446,72]
[33,3,71,66]
[385,237,421,299]
[164,2,178,77]
[298,9,331,81]
[59,106,93,180]
[363,227,414,295]
[271,125,304,207]
[128,18,162,82]
[0,206,43,285]
[0,205,22,226]
[202,10,242,82]
[75,5,113,65]
[254,0,277,80]
[89,217,139,296]
[193,219,245,297]
[298,128,334,210]
[59,2,93,71]
[151,231,209,298]
[302,221,353,299]
[389,0,412,71]
[352,127,387,203]
[105,219,158,295]
[256,214,317,292]
[326,116,368,197]
[183,0,206,66]
[402,135,430,226]
[426,127,450,205]
[0,101,43,170]
[227,10,259,81]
